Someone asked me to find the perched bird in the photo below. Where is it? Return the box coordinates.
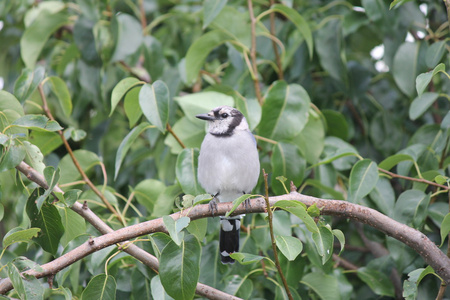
[196,106,260,264]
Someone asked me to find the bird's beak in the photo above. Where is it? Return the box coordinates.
[196,113,215,121]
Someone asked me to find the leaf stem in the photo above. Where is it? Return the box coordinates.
[166,123,186,148]
[247,0,263,106]
[268,0,284,80]
[378,167,448,190]
[263,169,293,300]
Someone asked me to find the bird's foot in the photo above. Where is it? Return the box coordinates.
[209,197,219,217]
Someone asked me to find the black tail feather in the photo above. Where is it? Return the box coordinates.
[219,218,240,264]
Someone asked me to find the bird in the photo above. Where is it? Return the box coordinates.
[196,106,260,264]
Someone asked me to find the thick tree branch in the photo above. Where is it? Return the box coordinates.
[11,162,239,300]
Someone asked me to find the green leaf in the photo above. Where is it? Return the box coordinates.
[304,179,345,200]
[415,63,445,97]
[110,77,142,116]
[393,190,430,228]
[275,235,302,261]
[59,150,101,185]
[203,0,227,29]
[175,148,204,195]
[134,179,166,213]
[392,42,421,97]
[312,225,333,264]
[46,76,72,117]
[164,117,205,155]
[347,159,378,203]
[114,122,153,179]
[293,110,325,164]
[357,267,394,297]
[440,213,450,247]
[225,194,252,217]
[378,153,414,170]
[186,218,207,242]
[163,216,190,246]
[29,131,63,156]
[230,252,265,265]
[150,275,174,300]
[139,81,171,133]
[124,86,143,127]
[159,235,201,300]
[175,91,234,122]
[26,188,64,255]
[13,67,45,103]
[59,207,86,247]
[369,177,395,216]
[111,13,143,62]
[259,81,311,141]
[270,4,313,58]
[426,42,446,68]
[273,200,318,233]
[23,140,45,174]
[8,263,45,300]
[36,166,60,210]
[184,30,234,85]
[12,115,63,132]
[301,272,340,300]
[322,110,349,140]
[21,9,70,69]
[3,228,41,248]
[409,92,439,120]
[0,139,26,172]
[81,274,117,300]
[271,142,306,195]
[0,90,24,117]
[315,19,347,84]
[332,229,345,255]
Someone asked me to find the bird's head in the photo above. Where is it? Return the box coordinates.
[196,106,248,136]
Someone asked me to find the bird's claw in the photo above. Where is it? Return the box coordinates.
[243,198,251,212]
[209,198,219,217]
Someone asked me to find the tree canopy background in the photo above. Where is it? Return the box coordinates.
[0,0,449,299]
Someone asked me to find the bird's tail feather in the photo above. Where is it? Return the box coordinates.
[219,217,241,264]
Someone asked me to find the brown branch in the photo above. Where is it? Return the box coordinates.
[166,123,186,148]
[378,167,448,190]
[247,0,263,105]
[13,162,238,300]
[332,254,358,270]
[38,84,125,225]
[263,170,293,300]
[269,0,284,80]
[138,0,147,30]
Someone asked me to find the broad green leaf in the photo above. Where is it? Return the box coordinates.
[63,189,82,207]
[315,19,347,84]
[0,90,24,116]
[36,166,60,211]
[378,153,414,170]
[186,218,207,241]
[80,274,116,300]
[393,190,430,228]
[142,36,165,81]
[124,86,143,127]
[110,13,143,62]
[175,148,204,195]
[273,200,318,233]
[209,6,251,49]
[275,235,302,261]
[271,142,306,195]
[12,115,63,132]
[139,81,171,133]
[270,4,313,58]
[312,225,333,264]
[26,188,64,255]
[29,131,62,156]
[21,9,70,69]
[8,264,26,300]
[230,252,265,265]
[59,207,86,247]
[114,122,153,179]
[322,110,349,140]
[426,43,446,69]
[164,116,205,155]
[134,179,166,213]
[225,194,252,217]
[301,272,340,300]
[8,263,45,300]
[110,77,142,116]
[203,0,227,29]
[46,76,72,117]
[347,159,378,203]
[304,179,344,200]
[393,42,421,97]
[293,110,325,164]
[3,228,41,248]
[13,67,45,103]
[357,267,394,297]
[440,213,450,247]
[184,30,234,85]
[223,274,254,299]
[0,139,26,172]
[151,275,174,300]
[175,92,234,123]
[313,137,359,170]
[259,81,311,141]
[409,92,439,120]
[163,216,190,246]
[159,235,201,300]
[403,266,436,300]
[59,150,101,185]
[152,184,182,218]
[368,177,395,216]
[23,141,45,174]
[332,229,345,255]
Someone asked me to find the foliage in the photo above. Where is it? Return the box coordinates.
[1,0,450,299]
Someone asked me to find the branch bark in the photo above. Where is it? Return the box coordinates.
[4,162,450,294]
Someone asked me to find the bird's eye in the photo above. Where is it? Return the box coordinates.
[221,113,229,118]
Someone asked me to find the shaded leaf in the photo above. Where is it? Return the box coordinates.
[312,225,333,264]
[409,92,439,120]
[301,272,340,300]
[271,142,306,195]
[13,67,45,103]
[110,77,142,115]
[393,190,430,228]
[80,274,116,300]
[378,154,414,170]
[273,200,318,233]
[203,0,227,29]
[393,42,420,97]
[46,76,72,117]
[3,228,41,249]
[348,159,378,203]
[175,148,204,195]
[12,115,63,132]
[440,213,450,247]
[230,252,265,265]
[357,267,394,297]
[111,13,143,62]
[139,81,171,133]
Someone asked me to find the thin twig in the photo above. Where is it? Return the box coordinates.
[268,0,284,80]
[247,0,263,105]
[166,123,186,148]
[263,169,293,300]
[378,168,448,190]
[38,84,125,225]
